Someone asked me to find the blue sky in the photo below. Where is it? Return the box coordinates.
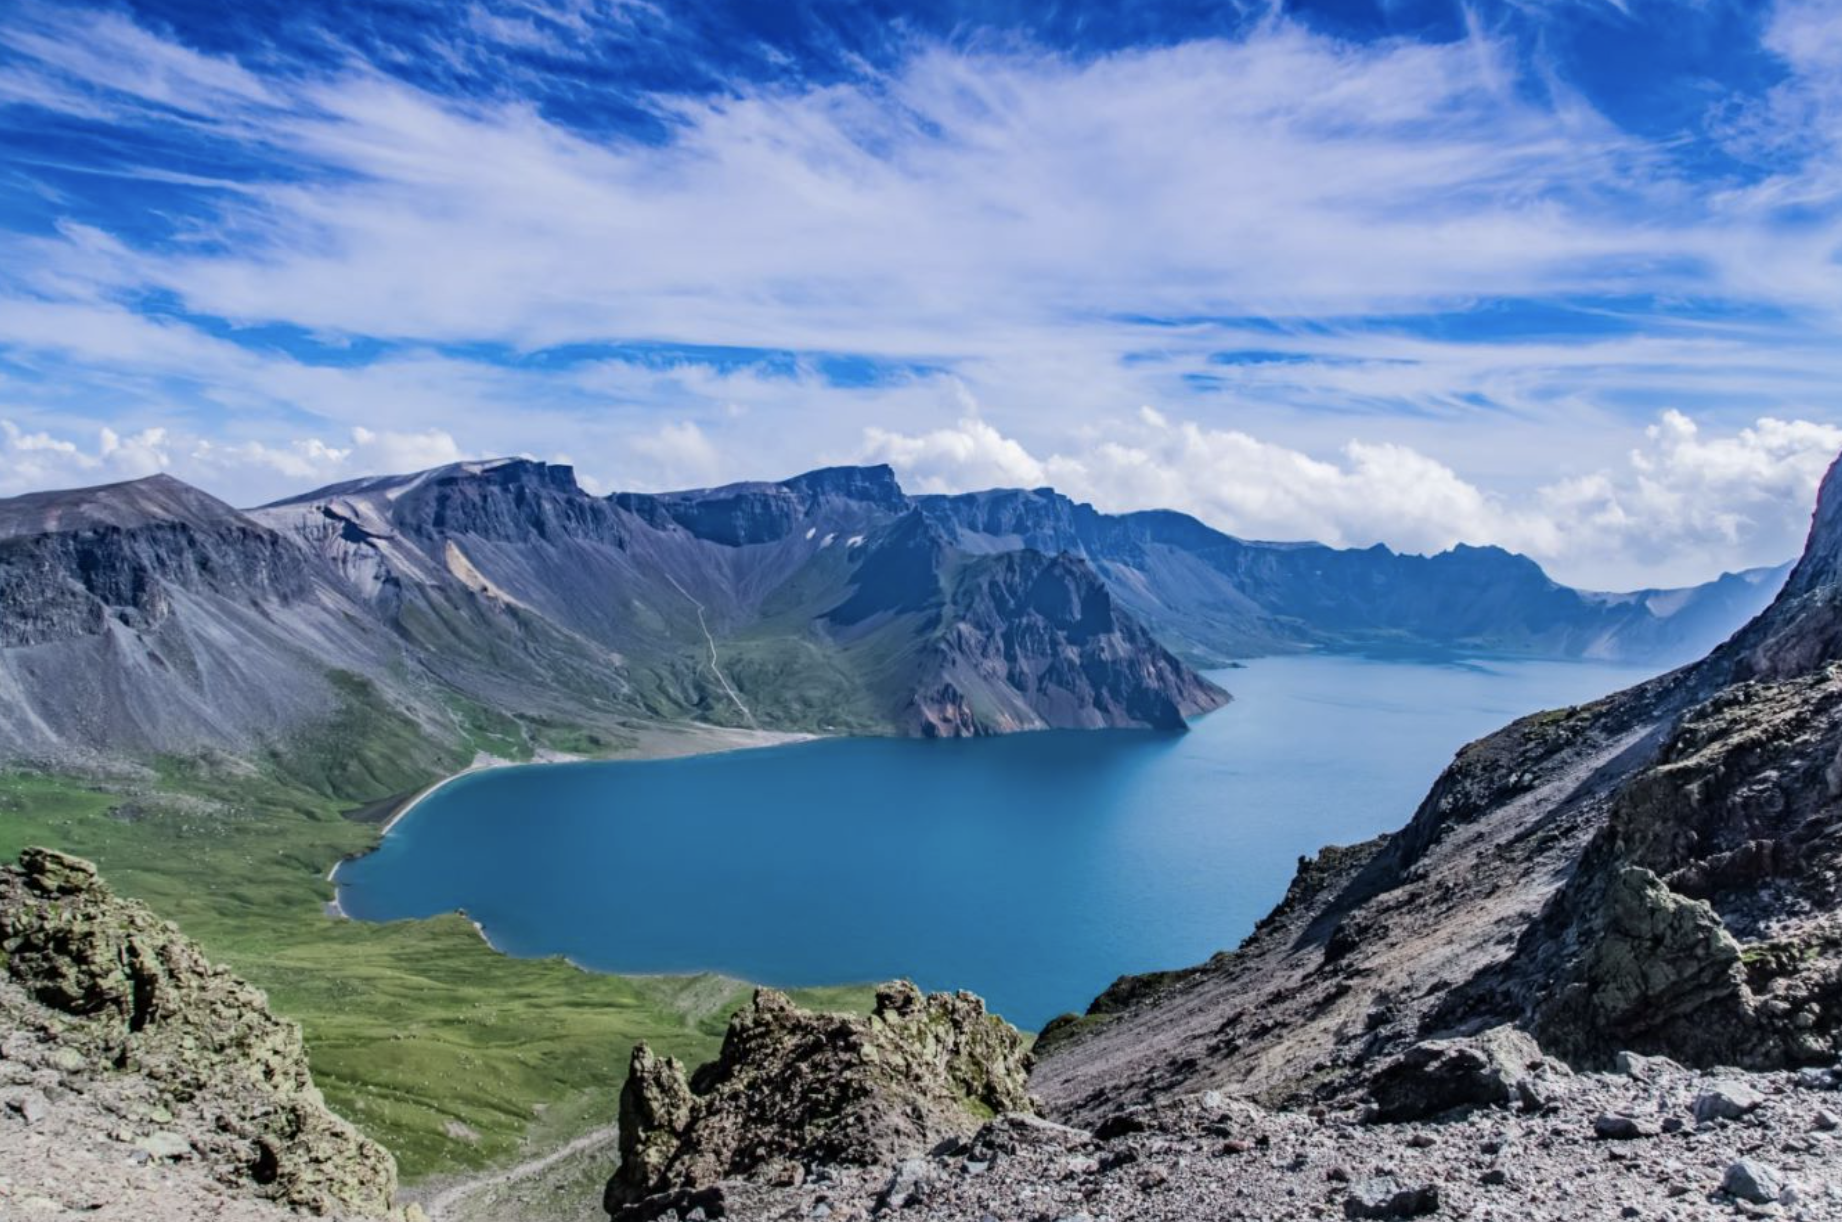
[2,0,1841,587]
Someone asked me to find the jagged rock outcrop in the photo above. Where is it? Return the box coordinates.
[603,982,1031,1220]
[0,847,397,1217]
[1033,452,1842,1122]
[1533,867,1752,1065]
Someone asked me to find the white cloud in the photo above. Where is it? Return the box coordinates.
[861,415,1047,493]
[0,421,464,505]
[858,408,1842,589]
[189,426,466,489]
[623,420,724,489]
[0,2,1837,589]
[0,420,170,493]
[0,3,1792,354]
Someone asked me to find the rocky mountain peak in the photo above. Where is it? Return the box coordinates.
[604,981,1032,1221]
[779,463,908,512]
[614,464,911,547]
[1779,454,1842,604]
[0,472,250,539]
[0,848,397,1217]
[1718,452,1842,682]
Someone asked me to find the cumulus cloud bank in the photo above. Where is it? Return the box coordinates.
[860,409,1842,589]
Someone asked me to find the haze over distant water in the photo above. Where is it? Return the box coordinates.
[338,654,1658,1027]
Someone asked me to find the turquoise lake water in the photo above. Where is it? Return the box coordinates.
[336,654,1660,1029]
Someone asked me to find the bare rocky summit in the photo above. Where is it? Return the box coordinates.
[0,848,403,1220]
[605,983,1032,1221]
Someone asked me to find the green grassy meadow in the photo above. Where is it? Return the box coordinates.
[0,702,872,1181]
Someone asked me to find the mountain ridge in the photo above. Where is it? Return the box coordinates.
[0,459,1793,763]
[0,461,1232,759]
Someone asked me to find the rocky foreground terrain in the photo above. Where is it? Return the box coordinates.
[594,456,1842,1221]
[0,848,407,1221]
[697,1048,1842,1221]
[596,986,1842,1222]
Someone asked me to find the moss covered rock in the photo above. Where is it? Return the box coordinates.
[604,981,1032,1219]
[0,847,397,1217]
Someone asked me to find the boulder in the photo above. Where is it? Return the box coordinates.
[603,981,1032,1219]
[1721,1158,1785,1205]
[1365,1026,1549,1122]
[1692,1081,1763,1123]
[1592,1113,1658,1140]
[1344,1177,1441,1219]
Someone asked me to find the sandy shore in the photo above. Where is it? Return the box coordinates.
[323,721,820,914]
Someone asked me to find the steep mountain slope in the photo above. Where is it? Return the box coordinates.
[919,486,1790,665]
[1031,455,1842,1121]
[0,458,1790,761]
[256,460,1225,738]
[0,475,407,757]
[808,513,1227,734]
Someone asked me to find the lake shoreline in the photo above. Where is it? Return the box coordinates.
[323,722,823,917]
[327,655,1665,1030]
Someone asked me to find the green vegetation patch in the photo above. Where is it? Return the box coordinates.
[0,737,871,1181]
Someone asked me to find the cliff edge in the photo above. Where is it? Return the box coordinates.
[0,848,401,1220]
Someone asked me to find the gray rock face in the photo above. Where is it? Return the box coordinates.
[0,847,397,1216]
[0,475,394,757]
[902,544,1229,736]
[603,982,1032,1220]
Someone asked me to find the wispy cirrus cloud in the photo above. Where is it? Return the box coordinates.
[0,0,1836,586]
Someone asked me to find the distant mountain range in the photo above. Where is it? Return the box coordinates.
[0,460,1789,761]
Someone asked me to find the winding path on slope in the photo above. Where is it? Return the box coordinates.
[664,574,759,729]
[418,1121,622,1222]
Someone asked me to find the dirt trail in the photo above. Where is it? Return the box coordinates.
[664,574,758,728]
[419,1122,621,1222]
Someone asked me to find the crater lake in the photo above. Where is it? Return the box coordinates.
[335,653,1658,1029]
